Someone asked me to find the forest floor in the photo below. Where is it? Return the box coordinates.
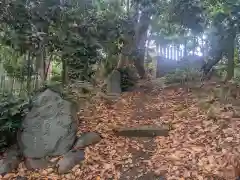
[2,79,240,180]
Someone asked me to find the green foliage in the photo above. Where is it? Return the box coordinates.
[0,0,125,83]
[165,68,202,84]
[50,74,62,82]
[50,61,62,82]
[0,0,239,86]
[228,64,240,86]
[164,0,240,76]
[234,48,239,65]
[0,46,32,80]
[214,64,227,78]
[99,55,119,78]
[118,67,136,91]
[168,0,205,33]
[0,93,29,149]
[3,56,34,80]
[213,63,240,82]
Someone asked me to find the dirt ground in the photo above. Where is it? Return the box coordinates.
[2,80,240,180]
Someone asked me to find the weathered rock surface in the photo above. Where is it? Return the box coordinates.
[57,150,85,174]
[107,70,122,95]
[25,158,50,170]
[114,125,169,137]
[18,89,78,158]
[0,145,21,175]
[74,132,101,149]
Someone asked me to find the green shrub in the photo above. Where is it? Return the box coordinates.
[0,93,30,149]
[3,55,35,80]
[230,66,240,86]
[118,67,136,91]
[165,69,186,84]
[165,68,202,84]
[50,74,62,82]
[214,64,227,79]
[215,64,240,83]
[50,62,62,82]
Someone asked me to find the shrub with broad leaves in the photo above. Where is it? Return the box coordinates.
[0,92,30,149]
[165,68,202,84]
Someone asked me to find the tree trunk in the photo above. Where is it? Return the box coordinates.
[236,36,240,63]
[44,59,51,81]
[61,57,68,85]
[226,48,234,81]
[132,6,151,79]
[223,20,236,81]
[133,30,148,78]
[127,0,130,15]
[43,49,52,81]
[234,46,239,64]
[201,50,223,75]
[36,49,45,85]
[225,31,236,81]
[26,52,32,93]
[117,53,125,69]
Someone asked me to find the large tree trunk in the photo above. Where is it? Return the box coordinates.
[26,52,32,93]
[133,10,151,78]
[236,35,240,63]
[119,1,153,79]
[35,48,46,86]
[126,1,152,79]
[117,53,125,69]
[201,24,227,76]
[225,26,236,81]
[61,57,68,85]
[201,50,223,76]
[226,44,235,81]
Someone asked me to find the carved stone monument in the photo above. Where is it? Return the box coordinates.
[107,70,122,95]
[18,89,78,158]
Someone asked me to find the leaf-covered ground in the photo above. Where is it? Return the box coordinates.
[2,81,240,180]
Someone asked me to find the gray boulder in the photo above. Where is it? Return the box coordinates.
[18,89,78,158]
[0,145,21,175]
[74,132,101,149]
[113,125,169,137]
[25,158,50,170]
[57,149,85,174]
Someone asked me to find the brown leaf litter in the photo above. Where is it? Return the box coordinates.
[1,83,240,180]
